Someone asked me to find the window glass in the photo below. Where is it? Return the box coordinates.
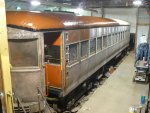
[107,27,109,34]
[112,34,116,44]
[109,27,111,34]
[97,28,102,37]
[122,31,124,40]
[69,43,78,64]
[90,28,97,38]
[124,32,126,39]
[90,39,96,55]
[118,33,120,42]
[125,31,128,39]
[122,32,124,40]
[103,27,107,35]
[120,32,123,41]
[97,37,102,51]
[112,27,115,34]
[111,34,114,45]
[115,34,117,43]
[115,27,118,33]
[117,33,119,43]
[103,36,107,48]
[120,32,122,40]
[44,45,60,64]
[119,32,121,41]
[107,35,111,46]
[81,41,89,58]
[9,39,38,67]
[115,34,118,43]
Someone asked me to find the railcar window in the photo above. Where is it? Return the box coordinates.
[120,32,122,41]
[123,31,126,39]
[111,34,113,45]
[113,34,116,43]
[108,27,111,34]
[97,28,102,37]
[9,39,38,67]
[107,35,111,46]
[97,37,102,51]
[103,36,107,48]
[103,28,107,35]
[44,45,60,64]
[90,39,96,55]
[122,31,124,40]
[116,33,119,43]
[90,28,97,38]
[112,34,115,44]
[81,41,89,58]
[126,31,128,38]
[118,33,120,42]
[115,34,118,43]
[112,27,115,34]
[69,43,78,64]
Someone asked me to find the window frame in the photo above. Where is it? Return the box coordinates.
[90,38,96,55]
[81,40,89,59]
[68,43,79,65]
[8,38,40,69]
[97,36,103,51]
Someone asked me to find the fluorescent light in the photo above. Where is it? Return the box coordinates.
[30,1,41,6]
[16,6,21,10]
[133,0,142,6]
[27,23,33,27]
[74,8,83,14]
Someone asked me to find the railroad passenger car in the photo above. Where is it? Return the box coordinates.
[6,11,130,112]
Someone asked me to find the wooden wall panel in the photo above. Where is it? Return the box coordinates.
[80,29,90,41]
[67,30,80,44]
[67,29,90,44]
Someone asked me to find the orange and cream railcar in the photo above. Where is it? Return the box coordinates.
[6,11,130,112]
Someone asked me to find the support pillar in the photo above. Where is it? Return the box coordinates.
[0,0,13,113]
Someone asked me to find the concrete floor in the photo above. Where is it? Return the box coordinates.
[77,52,149,113]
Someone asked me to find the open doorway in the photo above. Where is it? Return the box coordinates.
[44,32,63,92]
[44,32,61,64]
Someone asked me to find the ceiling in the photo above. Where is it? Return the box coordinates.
[57,0,150,8]
[5,0,150,8]
[5,0,150,12]
[56,0,134,8]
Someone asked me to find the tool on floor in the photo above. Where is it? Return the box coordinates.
[133,61,149,83]
[133,42,150,83]
[129,105,143,113]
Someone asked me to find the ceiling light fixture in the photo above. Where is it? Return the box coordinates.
[133,0,142,6]
[74,8,83,14]
[16,6,21,10]
[30,1,41,6]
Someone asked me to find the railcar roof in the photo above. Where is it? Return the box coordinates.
[6,11,127,31]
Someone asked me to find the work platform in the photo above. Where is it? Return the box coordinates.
[77,52,149,113]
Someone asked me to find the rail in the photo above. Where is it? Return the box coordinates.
[16,97,27,113]
[13,92,27,113]
[37,87,56,113]
[12,90,28,113]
